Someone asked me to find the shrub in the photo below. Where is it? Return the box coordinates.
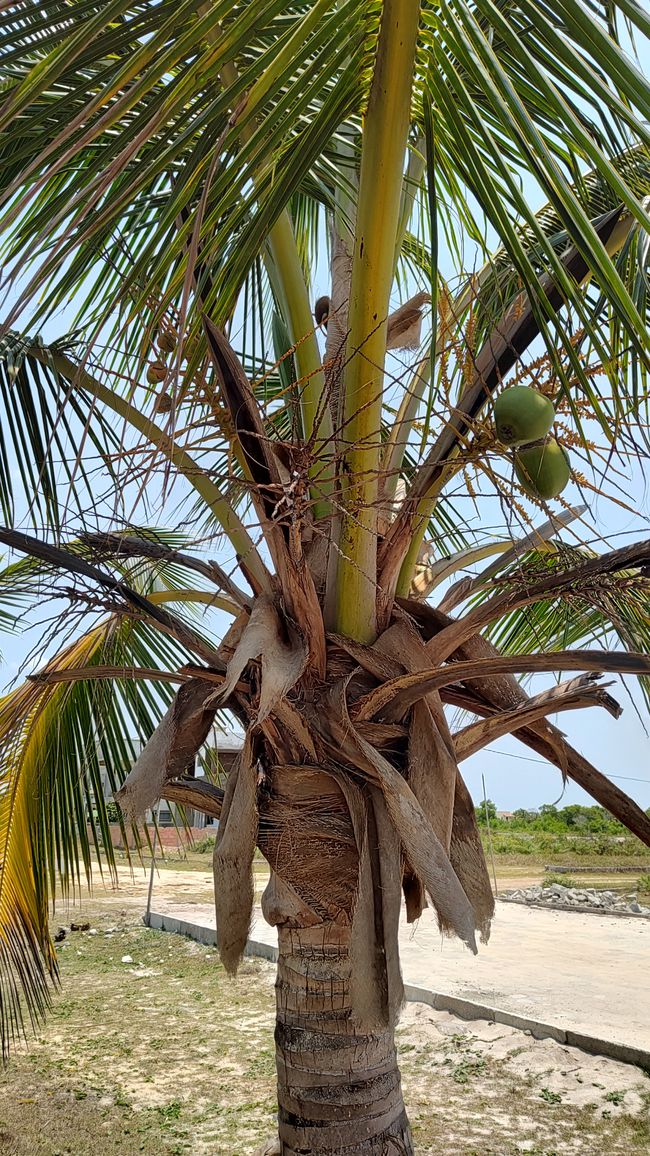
[105,800,121,824]
[637,874,650,894]
[543,873,578,888]
[192,834,216,854]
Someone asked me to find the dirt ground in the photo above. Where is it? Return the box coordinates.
[76,850,650,914]
[135,854,650,1056]
[0,866,648,1156]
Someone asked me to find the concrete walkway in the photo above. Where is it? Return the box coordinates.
[149,898,649,1063]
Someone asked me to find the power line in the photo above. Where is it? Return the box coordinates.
[606,774,650,785]
[486,746,650,785]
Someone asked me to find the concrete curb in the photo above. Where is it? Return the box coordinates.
[544,864,650,875]
[498,897,650,919]
[147,910,650,1071]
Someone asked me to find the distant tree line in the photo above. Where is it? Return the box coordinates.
[476,800,650,834]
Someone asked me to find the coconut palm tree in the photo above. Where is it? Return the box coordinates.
[1,2,650,1151]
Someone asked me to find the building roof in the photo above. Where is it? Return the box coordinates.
[209,726,244,752]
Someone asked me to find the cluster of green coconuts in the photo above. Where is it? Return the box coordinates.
[493,385,571,500]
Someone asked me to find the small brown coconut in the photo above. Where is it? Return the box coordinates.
[146,361,167,385]
[156,391,173,413]
[157,327,178,354]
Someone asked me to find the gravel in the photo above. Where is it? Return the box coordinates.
[501,884,650,916]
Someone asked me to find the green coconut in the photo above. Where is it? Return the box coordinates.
[514,439,571,500]
[494,386,555,447]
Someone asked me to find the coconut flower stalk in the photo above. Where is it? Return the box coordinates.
[1,2,650,1152]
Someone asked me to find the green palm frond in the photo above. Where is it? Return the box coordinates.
[0,0,369,339]
[0,331,119,531]
[460,543,650,707]
[459,145,650,420]
[415,3,650,411]
[0,611,195,1057]
[1,0,648,386]
[0,525,221,602]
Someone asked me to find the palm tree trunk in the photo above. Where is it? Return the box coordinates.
[260,764,414,1154]
[272,921,412,1154]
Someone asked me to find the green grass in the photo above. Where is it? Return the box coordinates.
[543,873,578,888]
[189,835,216,854]
[540,1087,563,1104]
[484,831,649,859]
[450,1055,487,1084]
[0,913,278,1155]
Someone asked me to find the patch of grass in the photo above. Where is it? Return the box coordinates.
[190,835,216,854]
[157,1099,183,1122]
[244,1050,275,1080]
[485,831,648,859]
[543,873,577,888]
[450,1055,487,1084]
[626,1112,650,1145]
[0,909,277,1155]
[540,1087,562,1104]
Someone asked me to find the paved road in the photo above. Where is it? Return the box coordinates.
[152,898,649,1053]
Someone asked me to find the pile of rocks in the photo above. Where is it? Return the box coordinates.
[500,882,650,915]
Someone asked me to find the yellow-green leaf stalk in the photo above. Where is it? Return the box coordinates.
[334,0,422,641]
[265,211,334,484]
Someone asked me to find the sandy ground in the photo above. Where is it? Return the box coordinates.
[71,862,650,1051]
[26,864,649,1154]
[146,893,650,1055]
[397,999,650,1125]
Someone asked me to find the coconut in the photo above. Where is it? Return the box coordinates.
[156,391,173,413]
[146,361,167,385]
[494,386,555,447]
[514,438,571,500]
[157,328,177,354]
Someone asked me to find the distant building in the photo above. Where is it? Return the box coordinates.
[496,810,514,821]
[98,724,244,828]
[156,725,243,828]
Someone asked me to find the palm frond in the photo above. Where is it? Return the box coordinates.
[0,608,199,1057]
[0,524,239,611]
[0,0,368,337]
[475,542,650,708]
[0,331,119,531]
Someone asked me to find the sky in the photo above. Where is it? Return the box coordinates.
[1,21,649,816]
